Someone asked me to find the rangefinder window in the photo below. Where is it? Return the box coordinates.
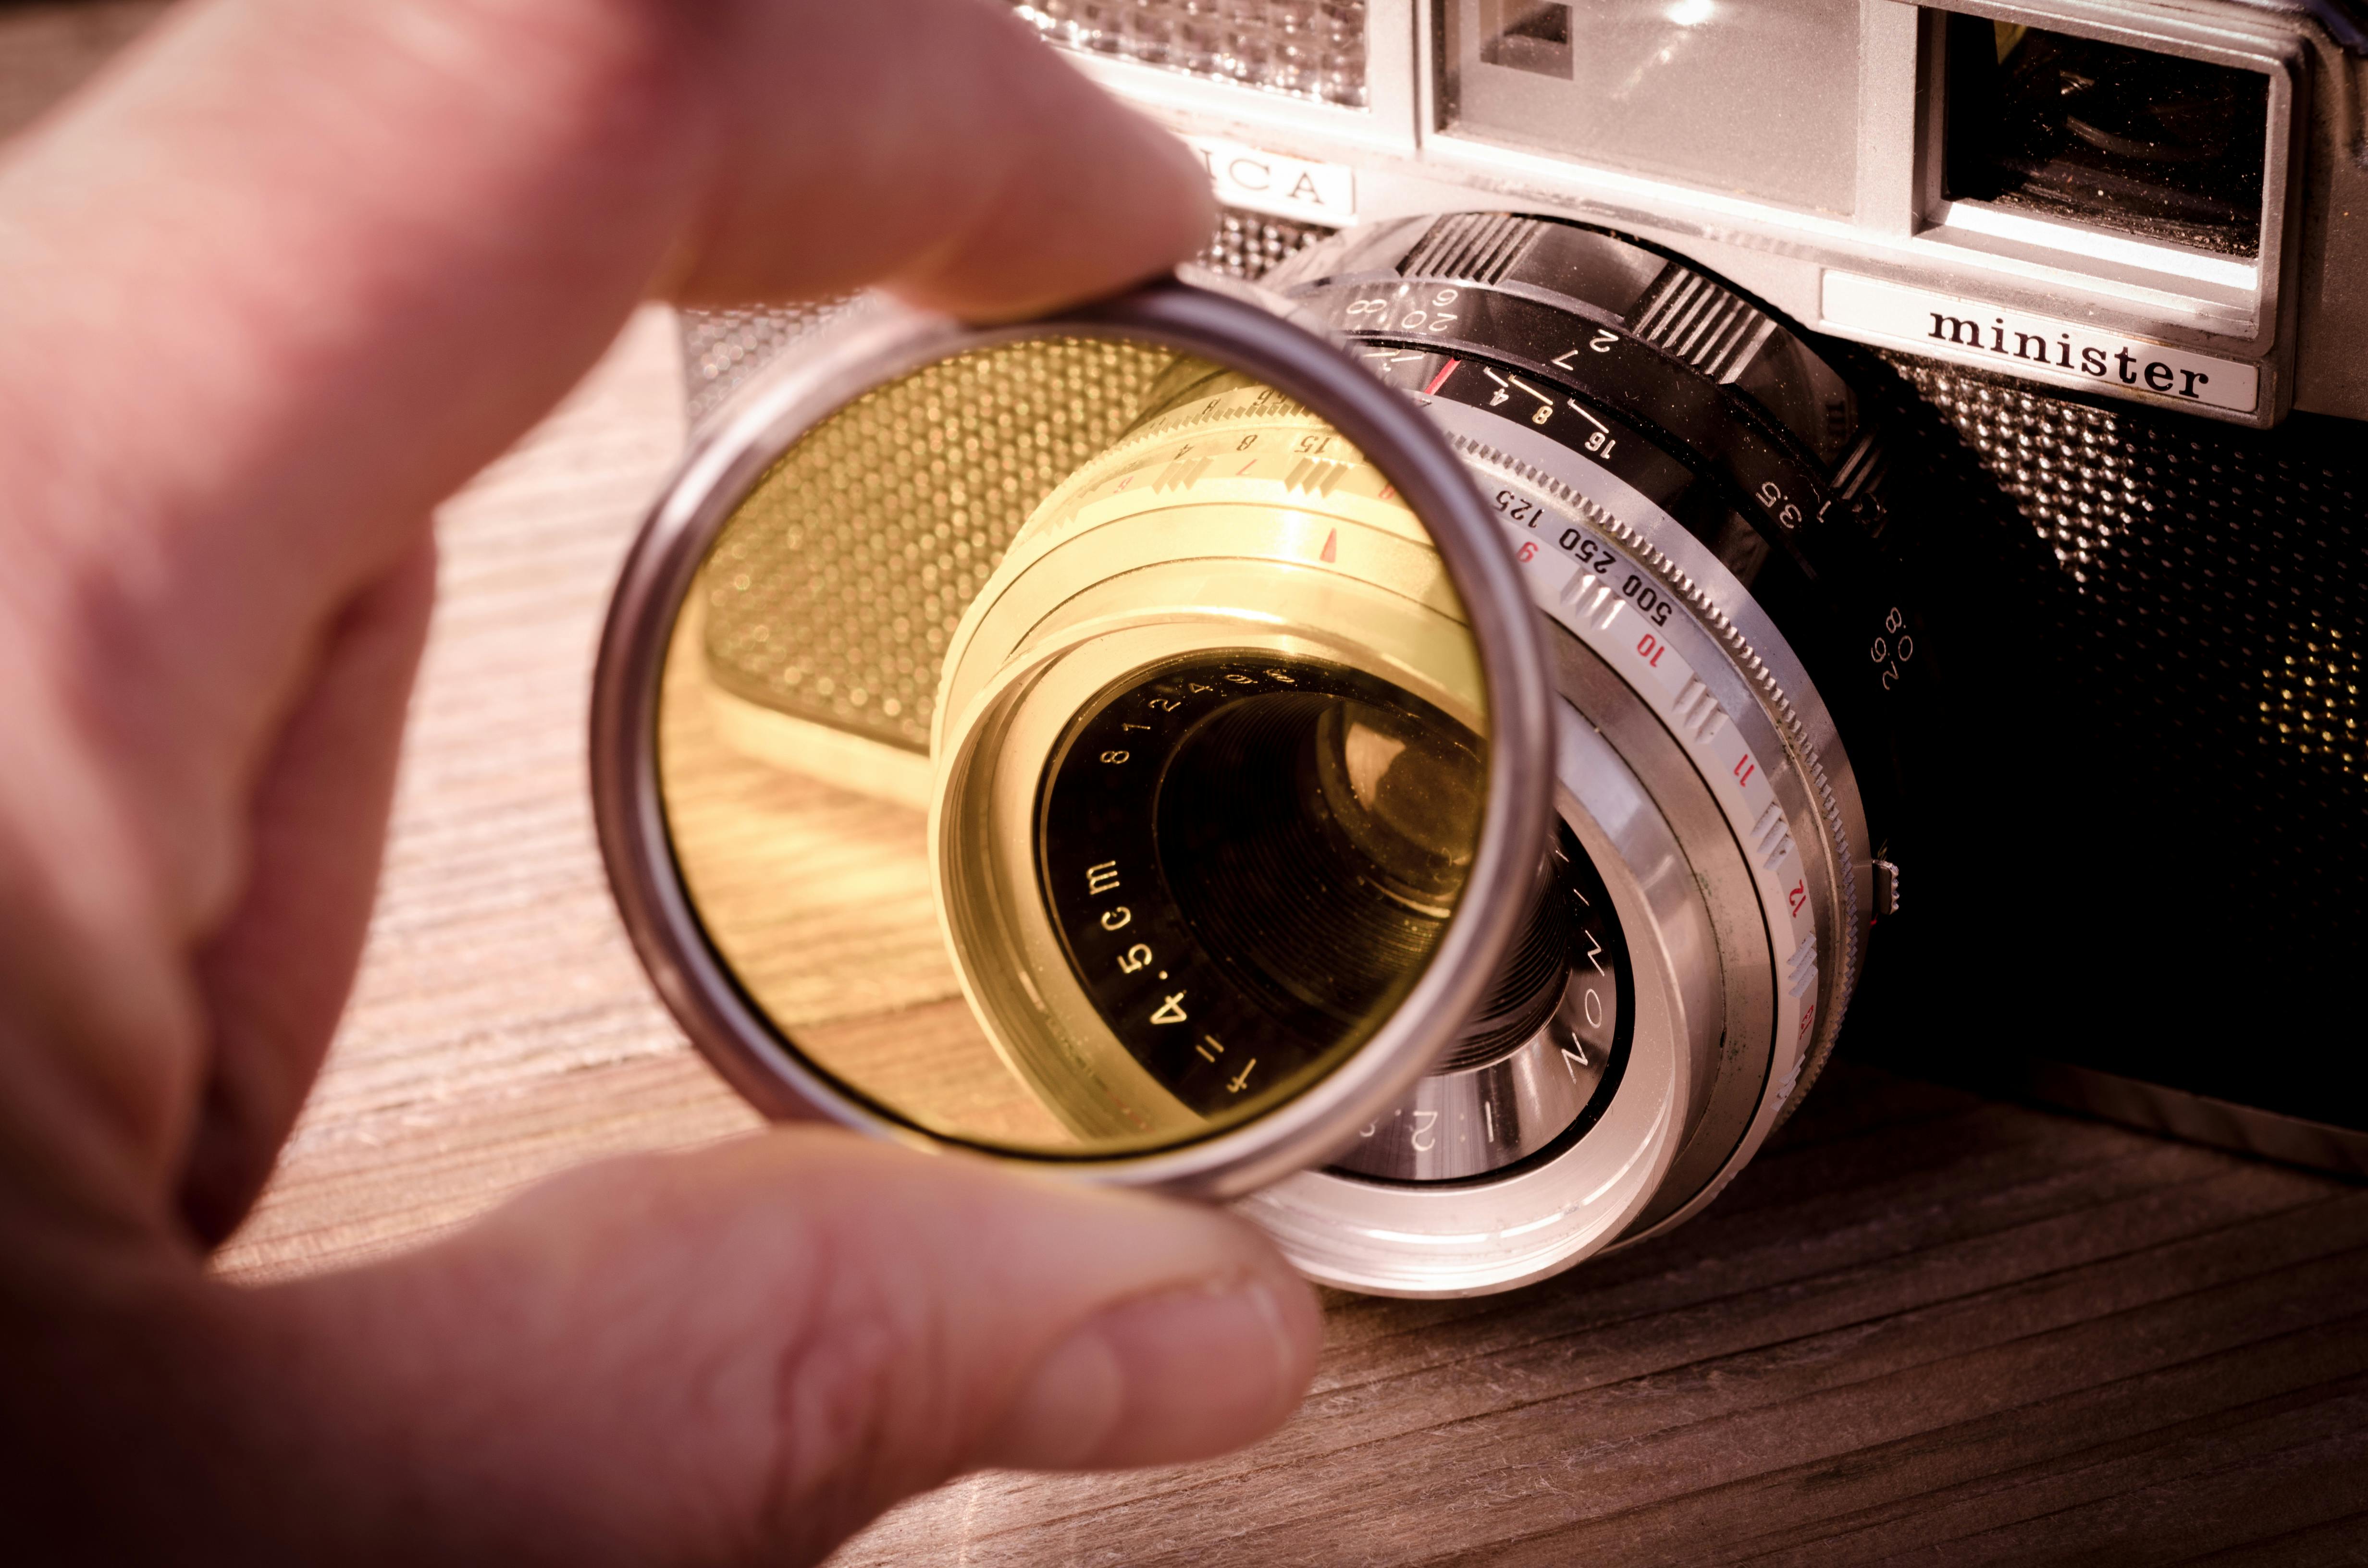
[1940,13,2270,257]
[1439,0,1862,216]
[1479,0,1574,78]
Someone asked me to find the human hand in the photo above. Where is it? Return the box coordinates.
[0,1,1320,1561]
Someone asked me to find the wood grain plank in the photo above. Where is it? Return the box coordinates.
[826,1111,2368,1567]
[656,600,1073,1147]
[835,1110,2294,1542]
[1721,1368,2368,1567]
[913,1201,2368,1567]
[1904,1410,2368,1567]
[2187,1510,2368,1567]
[1520,1340,2368,1567]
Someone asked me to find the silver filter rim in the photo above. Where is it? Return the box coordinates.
[590,279,1557,1200]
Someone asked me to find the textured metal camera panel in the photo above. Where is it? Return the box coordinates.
[1009,0,1369,108]
[678,209,1331,752]
[1887,355,2364,941]
[696,338,1177,749]
[679,209,1328,428]
[679,301,848,430]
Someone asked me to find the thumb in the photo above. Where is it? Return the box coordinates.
[257,1131,1322,1564]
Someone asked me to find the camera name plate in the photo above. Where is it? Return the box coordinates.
[1821,272,2261,417]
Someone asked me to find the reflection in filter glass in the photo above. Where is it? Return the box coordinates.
[657,336,1487,1157]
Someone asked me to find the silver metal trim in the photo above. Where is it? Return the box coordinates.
[1321,979,1620,1183]
[1238,701,1727,1296]
[1438,429,1864,1242]
[590,279,1555,1199]
[1096,0,2335,425]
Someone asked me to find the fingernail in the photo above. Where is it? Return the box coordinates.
[989,1276,1307,1470]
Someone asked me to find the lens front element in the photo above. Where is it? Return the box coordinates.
[1036,653,1481,1126]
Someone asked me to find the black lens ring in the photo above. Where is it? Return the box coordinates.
[1279,215,1936,861]
[1037,649,1483,1118]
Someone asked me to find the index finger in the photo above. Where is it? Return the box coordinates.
[0,0,1212,943]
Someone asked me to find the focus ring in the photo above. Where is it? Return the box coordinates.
[1445,431,1859,1118]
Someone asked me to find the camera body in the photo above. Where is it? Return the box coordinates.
[1013,0,2367,429]
[676,0,2366,1208]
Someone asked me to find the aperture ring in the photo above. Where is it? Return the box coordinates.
[1301,287,1858,582]
[1273,218,1935,821]
[1290,292,1928,858]
[1280,212,1881,499]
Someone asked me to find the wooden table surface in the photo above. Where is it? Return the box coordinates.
[10,6,2367,1563]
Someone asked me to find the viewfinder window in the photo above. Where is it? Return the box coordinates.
[1942,15,2269,256]
[1480,0,1574,78]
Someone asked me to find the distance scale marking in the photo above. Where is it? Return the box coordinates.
[1323,298,1850,1100]
[1497,478,1828,1088]
[1364,362,1869,1084]
[1077,427,1377,502]
[1351,340,1712,534]
[937,381,1470,755]
[1348,327,1931,775]
[1000,383,1440,569]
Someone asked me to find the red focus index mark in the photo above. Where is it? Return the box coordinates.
[1421,358,1461,396]
[1733,753,1757,789]
[1320,528,1338,563]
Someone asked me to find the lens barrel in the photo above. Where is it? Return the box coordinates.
[657,242,1929,1293]
[1233,213,1927,1270]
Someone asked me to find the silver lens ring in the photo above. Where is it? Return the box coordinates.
[1455,430,1855,1236]
[930,378,1490,1146]
[1236,702,1729,1296]
[1251,215,1913,1286]
[592,282,1557,1199]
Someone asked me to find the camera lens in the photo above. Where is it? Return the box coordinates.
[1230,212,1922,1289]
[618,277,1569,1210]
[616,273,1572,1203]
[627,236,1924,1293]
[1030,640,1639,1189]
[630,280,1565,1188]
[1326,821,1634,1184]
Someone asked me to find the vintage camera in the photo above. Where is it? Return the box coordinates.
[603,0,2365,1298]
